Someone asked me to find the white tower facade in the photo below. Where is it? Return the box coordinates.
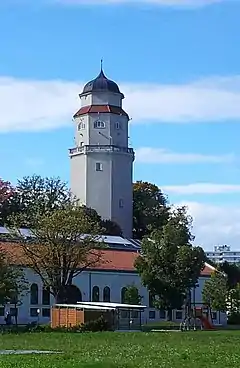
[69,68,134,238]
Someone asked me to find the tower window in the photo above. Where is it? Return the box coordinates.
[94,120,105,129]
[78,122,85,130]
[115,122,120,130]
[96,162,103,171]
[119,199,124,208]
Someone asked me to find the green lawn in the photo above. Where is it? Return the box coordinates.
[0,331,240,367]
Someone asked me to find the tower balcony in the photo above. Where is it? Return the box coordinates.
[69,144,135,159]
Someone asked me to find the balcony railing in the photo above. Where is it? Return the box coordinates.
[69,144,134,156]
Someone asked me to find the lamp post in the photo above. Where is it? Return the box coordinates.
[37,308,40,326]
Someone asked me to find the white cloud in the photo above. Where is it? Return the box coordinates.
[179,201,240,250]
[163,183,240,195]
[53,0,230,8]
[6,0,230,7]
[2,75,240,132]
[135,147,235,164]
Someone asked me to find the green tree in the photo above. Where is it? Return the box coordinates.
[219,261,240,289]
[0,178,16,226]
[0,249,28,324]
[101,219,122,236]
[9,203,104,303]
[133,181,169,240]
[9,175,72,228]
[202,271,228,312]
[123,285,142,305]
[229,283,240,313]
[135,207,205,320]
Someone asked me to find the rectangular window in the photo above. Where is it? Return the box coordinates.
[175,311,183,320]
[149,310,155,320]
[115,122,120,130]
[0,307,4,317]
[131,311,139,319]
[212,312,217,320]
[30,308,39,317]
[42,308,51,317]
[119,199,124,208]
[96,162,103,171]
[159,309,166,319]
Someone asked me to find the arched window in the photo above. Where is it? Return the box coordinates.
[121,287,127,304]
[78,122,85,130]
[30,284,38,305]
[92,286,100,302]
[94,120,105,129]
[42,287,50,305]
[103,286,111,302]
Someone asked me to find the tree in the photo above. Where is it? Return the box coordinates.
[0,248,28,324]
[0,178,16,226]
[133,181,169,239]
[123,285,142,305]
[135,206,205,320]
[8,175,73,228]
[101,219,122,236]
[9,203,105,303]
[219,261,240,289]
[202,271,228,313]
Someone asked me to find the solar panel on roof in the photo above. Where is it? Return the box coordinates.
[0,227,10,234]
[19,228,33,237]
[102,236,133,245]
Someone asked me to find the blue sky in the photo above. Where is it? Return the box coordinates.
[1,0,240,248]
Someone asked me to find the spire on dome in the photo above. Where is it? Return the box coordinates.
[80,62,122,96]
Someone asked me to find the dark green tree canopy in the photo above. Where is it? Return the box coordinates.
[133,181,170,240]
[135,207,205,311]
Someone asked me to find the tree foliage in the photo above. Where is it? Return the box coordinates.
[123,285,142,305]
[0,178,15,226]
[0,248,27,306]
[135,207,205,315]
[8,175,73,228]
[133,181,169,239]
[9,204,105,303]
[202,271,228,312]
[219,261,240,289]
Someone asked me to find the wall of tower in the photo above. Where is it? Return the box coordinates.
[70,154,87,205]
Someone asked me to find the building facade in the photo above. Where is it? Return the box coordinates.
[69,67,134,238]
[206,245,240,264]
[0,235,227,326]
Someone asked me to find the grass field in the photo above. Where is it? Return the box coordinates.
[1,331,240,368]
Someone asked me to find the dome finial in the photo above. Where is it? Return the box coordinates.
[100,58,103,72]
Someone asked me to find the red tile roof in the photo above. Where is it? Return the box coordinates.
[73,105,129,119]
[0,241,213,277]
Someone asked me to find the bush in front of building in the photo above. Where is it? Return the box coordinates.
[228,312,240,325]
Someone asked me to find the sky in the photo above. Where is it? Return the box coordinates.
[1,0,240,250]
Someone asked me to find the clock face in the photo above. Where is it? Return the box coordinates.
[94,119,106,129]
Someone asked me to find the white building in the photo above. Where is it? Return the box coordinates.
[206,245,240,264]
[0,232,226,326]
[0,68,227,327]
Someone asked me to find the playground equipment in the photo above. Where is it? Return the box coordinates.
[180,306,214,331]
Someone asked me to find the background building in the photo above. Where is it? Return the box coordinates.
[206,245,240,264]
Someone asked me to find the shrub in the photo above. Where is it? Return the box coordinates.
[228,312,240,325]
[80,316,112,332]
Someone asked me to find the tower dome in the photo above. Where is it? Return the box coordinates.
[81,68,121,95]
